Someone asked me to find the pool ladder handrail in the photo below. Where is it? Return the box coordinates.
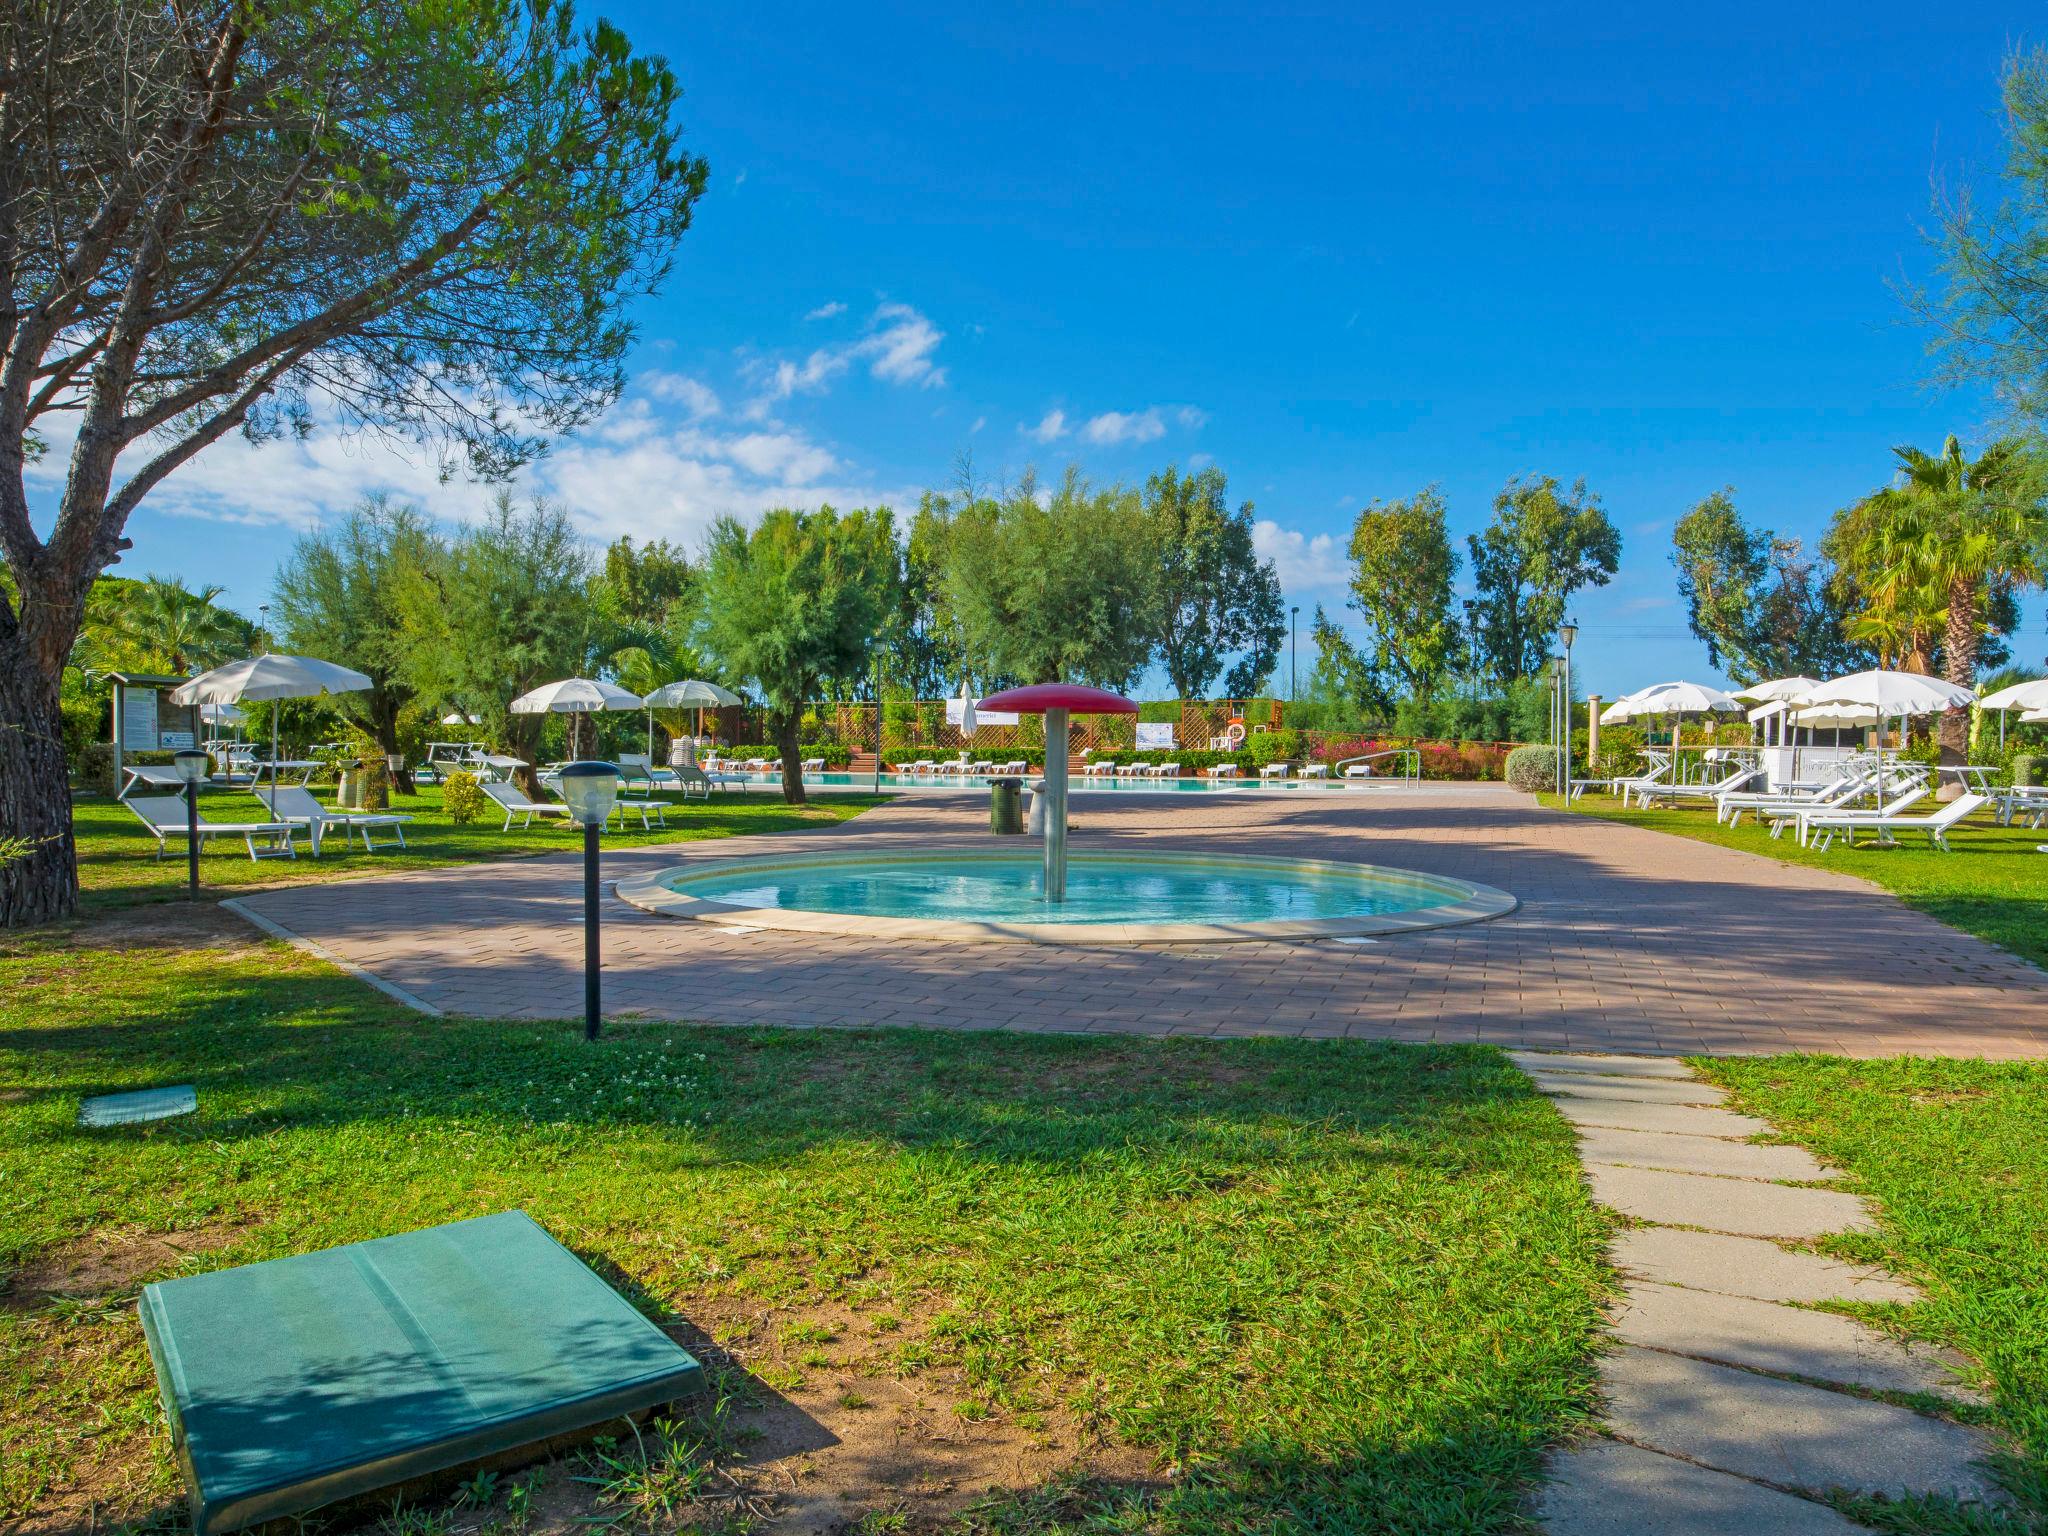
[1332,747,1421,785]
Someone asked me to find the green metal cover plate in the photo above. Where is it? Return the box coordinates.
[138,1211,703,1535]
[79,1085,197,1127]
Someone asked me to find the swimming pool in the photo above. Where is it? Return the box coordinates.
[714,769,1306,793]
[617,849,1516,944]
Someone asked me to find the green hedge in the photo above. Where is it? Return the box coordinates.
[1505,744,1560,792]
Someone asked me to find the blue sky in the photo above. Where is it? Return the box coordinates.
[39,0,2048,698]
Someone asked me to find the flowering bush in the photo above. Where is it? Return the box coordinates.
[1505,745,1561,792]
[442,770,489,824]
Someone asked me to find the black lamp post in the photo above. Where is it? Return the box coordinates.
[1559,618,1579,796]
[557,761,621,1042]
[172,750,209,898]
[1290,605,1300,700]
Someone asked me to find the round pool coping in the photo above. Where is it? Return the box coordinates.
[614,847,1518,946]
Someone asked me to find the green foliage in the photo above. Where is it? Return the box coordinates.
[396,496,598,772]
[599,536,695,631]
[1344,485,1462,706]
[1393,678,1553,744]
[1671,488,1869,682]
[939,469,1159,690]
[1834,437,2045,761]
[1467,476,1621,685]
[73,575,252,676]
[273,497,441,756]
[1146,465,1285,699]
[1504,744,1561,792]
[1921,43,2048,429]
[440,771,489,825]
[694,506,900,799]
[2015,753,2042,788]
[1243,729,1307,766]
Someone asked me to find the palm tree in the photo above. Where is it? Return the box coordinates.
[1847,436,2046,759]
[76,575,250,677]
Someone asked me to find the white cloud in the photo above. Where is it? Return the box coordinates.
[1176,406,1209,430]
[642,371,721,418]
[1253,519,1348,593]
[1187,451,1214,471]
[853,302,946,388]
[1082,408,1167,445]
[742,301,946,417]
[1023,408,1068,443]
[804,300,847,321]
[970,415,987,434]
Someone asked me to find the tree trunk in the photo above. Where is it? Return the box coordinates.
[774,710,806,805]
[0,640,81,926]
[1936,579,1979,792]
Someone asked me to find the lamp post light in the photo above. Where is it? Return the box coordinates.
[1290,605,1300,701]
[172,749,209,899]
[1559,619,1578,798]
[1549,656,1567,798]
[557,761,621,1042]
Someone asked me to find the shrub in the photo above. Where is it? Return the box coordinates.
[1243,729,1307,766]
[442,770,488,824]
[1505,744,1560,793]
[2016,752,2041,788]
[721,742,854,767]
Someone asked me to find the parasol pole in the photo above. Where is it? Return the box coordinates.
[1045,706,1070,900]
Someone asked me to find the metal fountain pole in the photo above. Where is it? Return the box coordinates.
[1044,705,1069,901]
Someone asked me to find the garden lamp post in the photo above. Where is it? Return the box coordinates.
[1549,656,1567,798]
[1559,619,1578,797]
[1290,605,1299,700]
[172,749,209,899]
[557,761,620,1042]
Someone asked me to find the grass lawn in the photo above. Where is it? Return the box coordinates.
[0,920,1612,1536]
[1695,1055,2048,1524]
[1545,792,2048,971]
[73,782,885,912]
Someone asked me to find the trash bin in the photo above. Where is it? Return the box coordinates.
[990,778,1023,834]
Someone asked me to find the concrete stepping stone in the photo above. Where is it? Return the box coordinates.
[1614,1281,1981,1401]
[1508,1050,1694,1080]
[1585,1164,1873,1240]
[1548,1097,1774,1138]
[1598,1346,2004,1503]
[1534,1437,1864,1534]
[1575,1125,1829,1181]
[1534,1074,1729,1106]
[1611,1228,1920,1306]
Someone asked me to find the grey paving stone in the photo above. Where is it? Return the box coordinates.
[1615,1281,1980,1400]
[1585,1164,1873,1240]
[1534,1074,1729,1106]
[1533,1437,1864,1534]
[1508,1050,1694,1079]
[1611,1228,1920,1306]
[1599,1346,2004,1502]
[1548,1097,1775,1138]
[1574,1124,1830,1181]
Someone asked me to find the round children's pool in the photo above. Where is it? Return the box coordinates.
[615,849,1516,945]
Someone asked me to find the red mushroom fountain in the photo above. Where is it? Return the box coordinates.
[974,682,1139,901]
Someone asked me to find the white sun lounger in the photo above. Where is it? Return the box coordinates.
[1083,760,1118,777]
[1774,782,1930,846]
[1802,793,1989,852]
[482,780,574,830]
[125,795,299,861]
[1299,762,1330,780]
[1258,762,1291,781]
[1718,766,1878,827]
[256,785,412,855]
[1207,763,1240,779]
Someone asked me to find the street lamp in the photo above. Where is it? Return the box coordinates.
[557,761,621,1042]
[172,750,209,898]
[1549,656,1568,798]
[1290,605,1300,701]
[1559,619,1579,797]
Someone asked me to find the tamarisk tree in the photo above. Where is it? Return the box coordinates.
[0,0,706,923]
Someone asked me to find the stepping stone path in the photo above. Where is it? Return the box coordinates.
[1516,1049,2007,1533]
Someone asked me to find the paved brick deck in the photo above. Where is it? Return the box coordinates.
[227,785,2048,1057]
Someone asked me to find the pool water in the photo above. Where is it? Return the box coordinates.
[662,851,1463,927]
[715,770,1292,793]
